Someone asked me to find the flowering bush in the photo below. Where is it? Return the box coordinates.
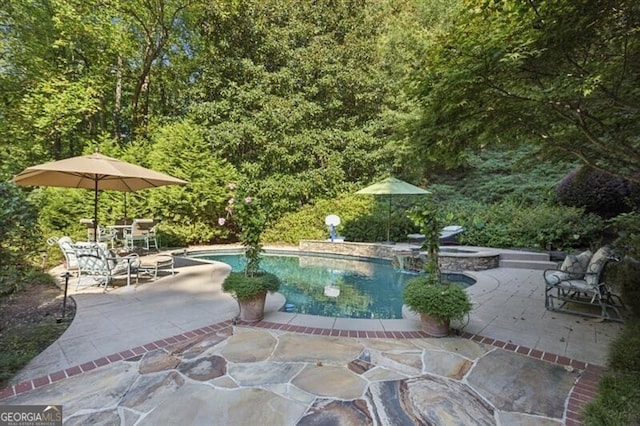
[219,183,266,277]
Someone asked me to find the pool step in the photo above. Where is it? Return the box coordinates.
[498,251,558,270]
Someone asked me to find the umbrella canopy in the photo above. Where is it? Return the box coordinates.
[355,177,430,196]
[356,177,430,242]
[13,152,188,240]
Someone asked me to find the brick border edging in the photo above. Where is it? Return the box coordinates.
[0,319,605,425]
[0,321,233,401]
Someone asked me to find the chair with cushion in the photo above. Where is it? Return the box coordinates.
[71,242,140,291]
[123,219,158,252]
[48,236,79,275]
[80,219,117,249]
[408,225,464,245]
[544,246,625,322]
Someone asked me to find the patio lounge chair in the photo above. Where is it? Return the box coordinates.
[48,236,79,275]
[544,246,625,322]
[123,219,158,251]
[71,242,140,291]
[407,225,464,245]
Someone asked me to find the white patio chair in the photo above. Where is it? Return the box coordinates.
[123,219,158,252]
[71,242,140,291]
[80,219,117,248]
[48,236,79,275]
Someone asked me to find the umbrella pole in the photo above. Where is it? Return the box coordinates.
[93,179,99,242]
[387,194,391,243]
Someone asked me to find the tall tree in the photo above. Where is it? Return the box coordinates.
[111,0,198,135]
[190,0,413,216]
[409,0,640,182]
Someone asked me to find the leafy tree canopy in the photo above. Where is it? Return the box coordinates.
[409,0,640,182]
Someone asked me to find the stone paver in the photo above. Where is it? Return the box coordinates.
[2,328,591,425]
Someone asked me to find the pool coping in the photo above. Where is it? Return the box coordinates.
[178,245,479,320]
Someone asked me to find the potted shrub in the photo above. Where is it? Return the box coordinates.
[403,276,471,336]
[405,203,471,336]
[222,270,280,322]
[219,184,280,322]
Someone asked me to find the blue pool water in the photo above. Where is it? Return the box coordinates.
[191,252,475,319]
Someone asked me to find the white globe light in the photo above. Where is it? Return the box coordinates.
[325,214,341,226]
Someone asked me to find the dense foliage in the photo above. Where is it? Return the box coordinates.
[219,182,267,277]
[1,0,632,255]
[583,320,640,425]
[1,1,636,417]
[1,0,425,246]
[440,199,603,251]
[607,212,640,315]
[0,183,43,294]
[409,0,640,183]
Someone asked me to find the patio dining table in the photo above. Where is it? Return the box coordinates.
[106,224,131,245]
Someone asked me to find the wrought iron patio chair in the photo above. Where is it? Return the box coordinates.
[71,242,140,291]
[544,246,626,322]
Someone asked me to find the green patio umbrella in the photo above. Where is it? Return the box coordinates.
[356,177,430,242]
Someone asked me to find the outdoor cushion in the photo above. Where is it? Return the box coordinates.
[544,270,575,285]
[560,250,592,275]
[544,249,592,285]
[584,246,614,286]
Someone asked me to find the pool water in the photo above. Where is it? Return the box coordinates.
[193,253,474,319]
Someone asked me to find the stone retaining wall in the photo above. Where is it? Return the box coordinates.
[299,240,500,272]
[298,240,397,259]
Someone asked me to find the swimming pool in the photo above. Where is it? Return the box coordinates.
[189,252,475,319]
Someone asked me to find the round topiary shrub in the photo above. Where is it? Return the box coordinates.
[556,167,640,218]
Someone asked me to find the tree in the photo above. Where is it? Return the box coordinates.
[409,0,640,183]
[189,0,412,217]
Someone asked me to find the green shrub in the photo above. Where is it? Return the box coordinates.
[428,146,573,206]
[439,199,603,250]
[583,319,640,425]
[607,212,640,316]
[403,276,472,321]
[607,260,640,318]
[583,373,640,425]
[607,320,640,374]
[262,195,375,244]
[0,183,43,294]
[222,271,280,301]
[556,166,640,218]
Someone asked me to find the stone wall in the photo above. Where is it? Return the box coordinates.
[298,240,396,260]
[299,240,499,272]
[438,254,499,271]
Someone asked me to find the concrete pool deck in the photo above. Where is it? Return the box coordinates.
[0,244,625,424]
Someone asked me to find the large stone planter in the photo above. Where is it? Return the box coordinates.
[420,313,450,337]
[238,292,267,322]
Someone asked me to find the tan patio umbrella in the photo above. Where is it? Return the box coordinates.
[13,152,188,240]
[356,177,430,243]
